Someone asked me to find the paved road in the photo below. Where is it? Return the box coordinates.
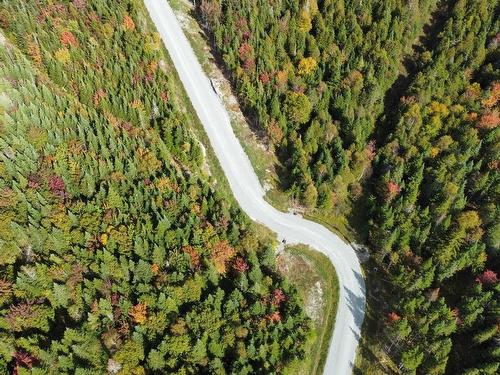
[144,1,366,373]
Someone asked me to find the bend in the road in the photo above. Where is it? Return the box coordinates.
[144,1,366,374]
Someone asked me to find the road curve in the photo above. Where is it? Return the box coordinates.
[144,1,366,373]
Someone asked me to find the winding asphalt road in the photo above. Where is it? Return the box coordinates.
[144,1,366,373]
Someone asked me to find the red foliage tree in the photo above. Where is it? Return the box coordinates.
[267,119,284,144]
[365,140,376,161]
[12,351,39,374]
[233,257,249,273]
[272,289,286,307]
[487,160,499,170]
[48,175,66,198]
[28,173,41,189]
[93,88,106,106]
[200,0,221,27]
[38,4,67,24]
[259,72,271,85]
[211,241,236,274]
[0,278,12,297]
[388,311,401,323]
[238,42,252,61]
[111,293,120,306]
[267,311,281,323]
[72,0,87,11]
[476,269,498,284]
[160,91,169,103]
[236,17,248,35]
[243,58,255,72]
[6,302,34,329]
[450,307,462,325]
[122,15,135,31]
[0,8,9,29]
[27,38,42,66]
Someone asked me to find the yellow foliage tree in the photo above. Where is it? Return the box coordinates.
[100,233,108,246]
[55,48,70,64]
[309,0,319,16]
[298,57,317,75]
[298,10,312,33]
[429,101,450,117]
[137,147,162,174]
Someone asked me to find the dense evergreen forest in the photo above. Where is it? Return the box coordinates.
[197,0,499,374]
[369,1,499,373]
[0,1,311,373]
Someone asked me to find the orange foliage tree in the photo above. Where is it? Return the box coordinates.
[211,240,236,274]
[386,180,401,201]
[129,302,147,324]
[60,30,78,48]
[477,110,499,129]
[27,37,42,65]
[183,246,201,269]
[122,15,135,31]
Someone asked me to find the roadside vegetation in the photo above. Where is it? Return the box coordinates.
[0,1,312,373]
[278,245,339,375]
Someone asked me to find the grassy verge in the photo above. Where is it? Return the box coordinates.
[264,187,367,245]
[353,259,400,374]
[278,244,339,375]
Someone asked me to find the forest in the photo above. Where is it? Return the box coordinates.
[197,0,499,374]
[0,1,311,374]
[198,0,440,207]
